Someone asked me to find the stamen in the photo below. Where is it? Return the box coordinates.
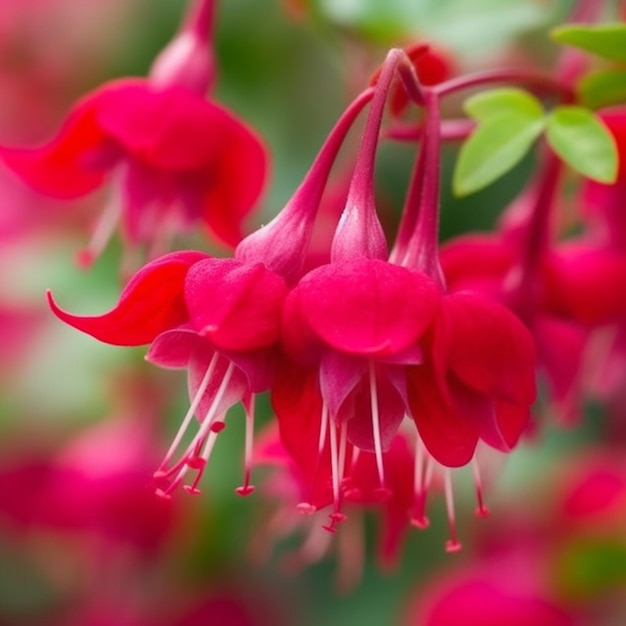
[443,468,462,553]
[297,401,330,514]
[323,419,347,532]
[155,360,235,496]
[157,353,219,471]
[338,420,348,482]
[76,194,122,268]
[342,445,362,500]
[369,362,388,499]
[472,457,490,518]
[411,434,430,529]
[236,395,256,496]
[183,414,225,494]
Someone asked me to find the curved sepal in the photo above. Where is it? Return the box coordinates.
[48,251,208,346]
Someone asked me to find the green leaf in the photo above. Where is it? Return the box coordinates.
[465,88,544,121]
[453,114,545,196]
[579,69,626,110]
[552,24,626,63]
[546,106,618,183]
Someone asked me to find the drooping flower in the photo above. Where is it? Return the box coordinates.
[1,0,268,266]
[271,49,442,531]
[48,249,287,497]
[46,60,376,501]
[252,417,416,589]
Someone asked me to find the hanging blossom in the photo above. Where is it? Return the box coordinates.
[48,44,537,559]
[0,0,268,267]
[391,81,536,550]
[252,420,417,590]
[47,78,375,500]
[267,48,536,554]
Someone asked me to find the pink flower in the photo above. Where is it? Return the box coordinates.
[45,57,377,502]
[48,249,287,497]
[406,562,576,626]
[1,0,268,265]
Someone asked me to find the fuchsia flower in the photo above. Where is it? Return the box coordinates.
[48,250,287,497]
[438,154,589,425]
[46,60,373,500]
[1,0,268,265]
[47,45,537,557]
[406,562,576,626]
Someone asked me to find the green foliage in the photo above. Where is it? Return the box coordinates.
[454,88,545,196]
[552,23,626,63]
[579,69,626,110]
[311,0,549,52]
[465,87,545,121]
[546,106,618,183]
[454,88,618,196]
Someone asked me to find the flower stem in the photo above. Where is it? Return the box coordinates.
[433,69,574,103]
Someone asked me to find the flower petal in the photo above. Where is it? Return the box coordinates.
[271,361,333,509]
[342,368,407,451]
[145,327,198,368]
[545,245,626,325]
[407,365,478,467]
[319,350,367,419]
[295,259,440,356]
[96,81,226,171]
[0,89,112,198]
[441,291,536,405]
[184,258,287,352]
[48,250,208,346]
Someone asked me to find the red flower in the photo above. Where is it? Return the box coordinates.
[48,249,288,497]
[0,0,268,265]
[407,291,536,469]
[406,562,576,626]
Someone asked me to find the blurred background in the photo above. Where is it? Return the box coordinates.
[1,0,625,624]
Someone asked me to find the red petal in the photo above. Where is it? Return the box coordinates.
[544,245,626,325]
[319,350,367,418]
[1,89,111,198]
[342,367,407,451]
[271,361,333,509]
[48,251,208,346]
[145,328,198,368]
[295,259,440,356]
[95,81,268,247]
[439,234,515,296]
[441,292,536,405]
[446,375,507,452]
[534,316,587,420]
[200,107,268,247]
[494,400,531,450]
[281,288,323,366]
[96,81,226,171]
[184,258,287,351]
[407,365,478,467]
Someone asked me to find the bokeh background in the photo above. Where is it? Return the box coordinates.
[1,0,625,624]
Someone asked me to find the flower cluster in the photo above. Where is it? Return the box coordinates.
[7,0,626,595]
[46,33,539,566]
